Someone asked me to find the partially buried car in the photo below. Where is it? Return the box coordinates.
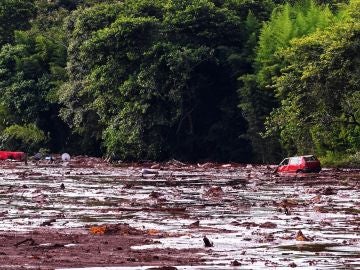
[275,155,321,173]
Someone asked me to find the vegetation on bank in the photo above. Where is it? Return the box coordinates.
[0,0,359,166]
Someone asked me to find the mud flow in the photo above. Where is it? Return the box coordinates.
[0,158,359,269]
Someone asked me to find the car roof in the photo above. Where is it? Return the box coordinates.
[289,155,315,158]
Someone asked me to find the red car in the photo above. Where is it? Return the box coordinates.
[0,151,26,161]
[275,155,321,173]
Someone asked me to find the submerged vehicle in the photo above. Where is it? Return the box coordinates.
[275,155,321,173]
[0,151,26,161]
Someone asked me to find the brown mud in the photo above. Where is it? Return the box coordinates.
[0,157,359,269]
[0,226,201,269]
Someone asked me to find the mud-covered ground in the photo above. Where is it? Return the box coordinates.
[0,157,359,269]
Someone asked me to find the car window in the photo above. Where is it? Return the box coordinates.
[304,156,316,161]
[289,157,301,165]
[280,158,289,165]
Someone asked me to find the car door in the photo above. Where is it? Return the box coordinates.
[277,158,289,172]
[288,157,300,172]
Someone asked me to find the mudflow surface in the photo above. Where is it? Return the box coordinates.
[0,157,359,270]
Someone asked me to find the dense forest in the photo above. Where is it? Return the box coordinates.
[0,0,359,165]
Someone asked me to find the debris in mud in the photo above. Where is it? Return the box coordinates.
[321,186,337,195]
[150,164,161,169]
[40,218,56,226]
[276,198,300,215]
[89,225,107,235]
[88,223,145,236]
[197,162,213,168]
[187,220,200,228]
[36,243,66,249]
[221,164,232,168]
[262,233,275,242]
[146,266,178,270]
[289,262,297,267]
[14,238,36,247]
[33,152,42,161]
[295,230,310,241]
[147,229,160,235]
[277,206,291,215]
[259,222,277,229]
[32,193,49,204]
[149,191,163,199]
[61,153,71,161]
[230,259,241,266]
[203,236,214,247]
[313,206,329,213]
[235,221,257,229]
[141,168,159,176]
[166,159,185,167]
[310,194,322,203]
[319,220,332,227]
[204,186,224,197]
[279,198,298,207]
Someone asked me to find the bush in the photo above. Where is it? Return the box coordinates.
[0,124,47,153]
[319,151,360,168]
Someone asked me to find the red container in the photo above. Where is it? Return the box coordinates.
[0,151,26,161]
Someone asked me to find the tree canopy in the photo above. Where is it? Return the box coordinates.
[265,1,360,162]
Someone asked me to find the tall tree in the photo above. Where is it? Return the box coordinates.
[61,0,274,161]
[59,2,123,155]
[0,1,70,152]
[239,0,341,162]
[265,0,360,158]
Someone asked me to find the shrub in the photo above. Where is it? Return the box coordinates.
[0,124,47,153]
[319,151,360,168]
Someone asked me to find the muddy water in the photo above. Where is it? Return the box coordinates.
[0,160,359,269]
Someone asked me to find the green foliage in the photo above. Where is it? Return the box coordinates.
[1,124,47,153]
[256,0,340,87]
[58,2,123,154]
[320,151,360,167]
[61,0,270,161]
[265,1,360,160]
[0,0,36,46]
[239,0,344,162]
[0,2,70,152]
